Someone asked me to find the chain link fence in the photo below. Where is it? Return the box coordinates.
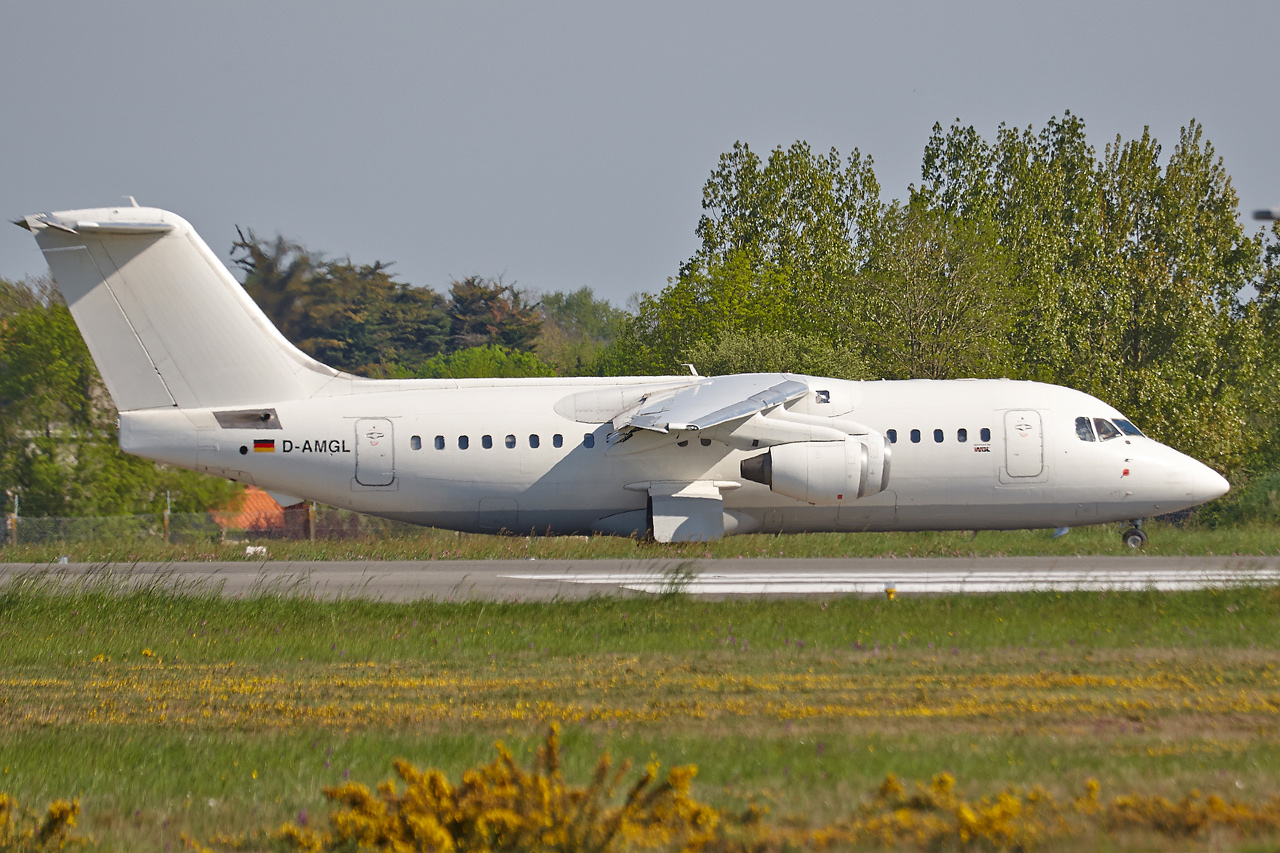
[0,505,420,547]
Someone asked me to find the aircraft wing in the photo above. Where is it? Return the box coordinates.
[612,374,809,437]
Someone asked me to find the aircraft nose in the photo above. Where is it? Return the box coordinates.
[1176,457,1230,505]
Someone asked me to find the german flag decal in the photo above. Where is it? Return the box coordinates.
[253,439,275,453]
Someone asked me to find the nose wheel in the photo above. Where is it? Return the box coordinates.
[1121,524,1148,549]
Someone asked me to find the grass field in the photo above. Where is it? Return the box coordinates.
[2,574,1280,850]
[5,520,1280,565]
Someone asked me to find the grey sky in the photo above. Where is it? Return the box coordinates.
[2,2,1276,305]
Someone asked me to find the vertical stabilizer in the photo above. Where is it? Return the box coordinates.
[19,207,343,411]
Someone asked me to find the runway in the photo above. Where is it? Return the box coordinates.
[2,556,1279,601]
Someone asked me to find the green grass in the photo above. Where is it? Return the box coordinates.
[2,580,1280,849]
[5,520,1280,563]
[2,575,1278,664]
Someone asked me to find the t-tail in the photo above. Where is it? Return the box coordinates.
[15,206,345,412]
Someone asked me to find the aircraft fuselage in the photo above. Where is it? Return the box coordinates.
[120,374,1225,537]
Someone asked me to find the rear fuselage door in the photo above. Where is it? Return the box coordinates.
[355,418,395,486]
[1003,410,1044,477]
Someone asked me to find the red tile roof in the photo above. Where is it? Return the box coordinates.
[216,486,285,531]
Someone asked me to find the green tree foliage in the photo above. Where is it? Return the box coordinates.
[447,276,542,352]
[690,140,882,282]
[535,287,626,375]
[409,344,555,379]
[233,234,548,376]
[1246,221,1280,473]
[0,278,240,517]
[600,142,882,374]
[0,277,100,437]
[609,116,1264,477]
[916,115,1262,471]
[857,203,1015,380]
[233,231,450,375]
[682,330,867,379]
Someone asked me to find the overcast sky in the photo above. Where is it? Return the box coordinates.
[2,2,1277,305]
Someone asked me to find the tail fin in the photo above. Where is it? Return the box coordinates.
[17,206,343,411]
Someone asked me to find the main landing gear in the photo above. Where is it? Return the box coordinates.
[1120,520,1148,549]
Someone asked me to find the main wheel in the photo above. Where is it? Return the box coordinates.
[1121,527,1148,549]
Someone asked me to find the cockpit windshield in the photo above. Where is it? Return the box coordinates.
[1077,414,1143,442]
[1094,418,1121,441]
[1113,418,1144,437]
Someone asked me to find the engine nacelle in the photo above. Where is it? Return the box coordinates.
[740,434,891,505]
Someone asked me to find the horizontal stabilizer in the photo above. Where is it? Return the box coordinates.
[18,212,174,234]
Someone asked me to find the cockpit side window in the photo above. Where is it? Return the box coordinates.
[1114,418,1144,437]
[1075,416,1096,442]
[1094,418,1121,441]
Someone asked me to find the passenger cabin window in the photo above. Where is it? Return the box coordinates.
[482,434,493,449]
[980,428,991,442]
[584,433,596,449]
[887,429,897,444]
[957,428,967,442]
[700,438,712,447]
[1114,418,1144,437]
[410,435,422,450]
[815,390,830,403]
[933,428,944,443]
[505,434,517,449]
[553,434,564,448]
[677,440,689,447]
[910,429,921,444]
[458,435,469,450]
[1094,418,1121,441]
[434,436,445,450]
[529,434,540,448]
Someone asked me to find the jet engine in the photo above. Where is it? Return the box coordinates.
[740,433,891,505]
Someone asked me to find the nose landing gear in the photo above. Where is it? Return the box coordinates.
[1120,521,1148,549]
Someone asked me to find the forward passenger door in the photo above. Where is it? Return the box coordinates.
[1003,410,1044,478]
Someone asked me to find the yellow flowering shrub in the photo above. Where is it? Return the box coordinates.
[704,775,1280,850]
[0,793,83,850]
[719,772,1069,850]
[1102,788,1280,838]
[275,725,718,852]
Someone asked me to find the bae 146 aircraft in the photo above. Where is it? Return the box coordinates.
[16,204,1229,546]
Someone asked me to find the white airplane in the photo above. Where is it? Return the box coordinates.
[17,205,1229,547]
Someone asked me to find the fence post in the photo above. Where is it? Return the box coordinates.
[8,492,17,548]
[308,501,316,542]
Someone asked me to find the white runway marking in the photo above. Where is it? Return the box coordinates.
[502,568,1280,596]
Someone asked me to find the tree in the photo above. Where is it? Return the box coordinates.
[447,276,542,352]
[856,203,1016,380]
[600,142,884,375]
[233,231,450,375]
[535,287,626,375]
[1090,123,1261,472]
[690,140,882,283]
[0,276,45,316]
[0,279,240,516]
[408,345,555,379]
[914,115,1262,473]
[682,329,868,379]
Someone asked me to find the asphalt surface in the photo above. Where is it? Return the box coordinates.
[2,556,1279,601]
